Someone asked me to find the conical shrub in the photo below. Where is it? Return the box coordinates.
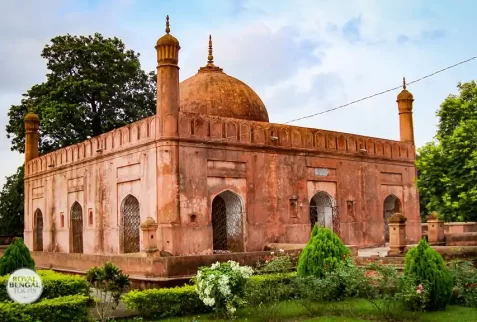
[403,238,453,310]
[0,237,35,276]
[297,225,350,278]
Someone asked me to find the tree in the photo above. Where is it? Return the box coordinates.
[6,32,156,155]
[2,33,156,235]
[417,81,477,222]
[0,165,24,236]
[0,237,35,276]
[297,226,350,278]
[86,262,130,322]
[403,238,453,310]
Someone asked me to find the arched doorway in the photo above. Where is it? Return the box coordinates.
[120,195,140,253]
[71,202,84,253]
[211,190,244,253]
[310,191,338,233]
[33,209,43,251]
[383,194,402,243]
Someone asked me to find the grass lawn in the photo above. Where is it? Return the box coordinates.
[125,298,477,322]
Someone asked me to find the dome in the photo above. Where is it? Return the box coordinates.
[24,112,39,122]
[179,36,269,123]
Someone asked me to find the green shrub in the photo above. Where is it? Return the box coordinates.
[86,261,130,322]
[123,272,297,319]
[244,272,297,305]
[0,238,35,276]
[0,294,89,322]
[122,285,211,319]
[0,270,89,302]
[360,263,405,321]
[447,260,477,307]
[297,225,350,278]
[256,252,295,274]
[398,274,431,312]
[403,238,453,311]
[244,272,297,322]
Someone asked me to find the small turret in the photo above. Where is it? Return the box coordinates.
[24,112,40,163]
[397,77,415,145]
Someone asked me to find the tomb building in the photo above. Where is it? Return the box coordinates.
[23,16,420,258]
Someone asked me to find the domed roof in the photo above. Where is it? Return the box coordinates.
[179,36,269,123]
[24,112,39,122]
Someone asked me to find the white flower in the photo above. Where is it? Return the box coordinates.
[270,252,275,255]
[279,249,284,253]
[211,262,220,269]
[203,297,215,306]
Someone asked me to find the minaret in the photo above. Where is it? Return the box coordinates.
[397,77,415,145]
[155,15,181,136]
[24,112,40,163]
[154,16,181,254]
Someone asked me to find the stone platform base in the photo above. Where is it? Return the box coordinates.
[31,244,364,289]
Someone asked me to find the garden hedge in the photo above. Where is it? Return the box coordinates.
[0,270,89,302]
[0,294,90,322]
[122,272,297,318]
[122,284,210,318]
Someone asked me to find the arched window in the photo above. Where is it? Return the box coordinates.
[211,190,244,253]
[383,194,402,243]
[120,195,140,253]
[33,209,43,251]
[71,202,84,253]
[310,191,336,231]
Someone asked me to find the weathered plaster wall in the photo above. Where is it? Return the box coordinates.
[25,111,419,255]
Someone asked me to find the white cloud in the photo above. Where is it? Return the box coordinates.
[0,0,476,188]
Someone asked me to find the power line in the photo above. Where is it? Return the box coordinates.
[207,54,477,143]
[284,54,477,124]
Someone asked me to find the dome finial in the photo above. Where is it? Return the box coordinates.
[199,34,223,73]
[165,15,170,34]
[402,77,406,90]
[207,35,214,65]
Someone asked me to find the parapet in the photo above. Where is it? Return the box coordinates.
[25,112,415,177]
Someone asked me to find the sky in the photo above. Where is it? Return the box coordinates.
[0,0,476,187]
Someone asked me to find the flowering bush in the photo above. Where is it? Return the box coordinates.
[193,261,253,319]
[447,260,477,307]
[398,275,431,312]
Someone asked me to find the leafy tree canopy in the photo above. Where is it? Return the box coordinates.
[6,32,156,155]
[1,33,156,236]
[0,165,24,236]
[417,81,477,221]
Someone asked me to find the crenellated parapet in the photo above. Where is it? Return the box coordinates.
[177,111,416,162]
[25,110,416,177]
[25,115,156,177]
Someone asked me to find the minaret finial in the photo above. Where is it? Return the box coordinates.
[402,77,406,90]
[165,15,170,34]
[207,35,214,65]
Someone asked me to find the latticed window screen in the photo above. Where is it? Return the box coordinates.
[383,195,401,243]
[310,192,340,236]
[120,195,140,253]
[34,209,43,251]
[71,202,84,253]
[212,191,244,253]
